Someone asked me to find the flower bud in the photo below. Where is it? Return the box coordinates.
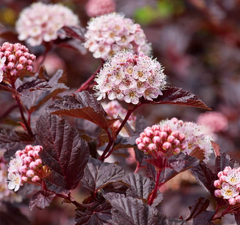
[19,165,27,174]
[4,50,11,57]
[7,62,15,69]
[15,50,23,57]
[35,159,42,166]
[10,69,17,76]
[214,180,221,188]
[8,54,16,62]
[26,170,35,178]
[21,176,28,182]
[17,64,24,71]
[229,197,236,205]
[173,148,181,154]
[142,137,151,145]
[219,175,227,183]
[148,143,156,151]
[214,189,222,198]
[23,157,32,164]
[29,162,37,169]
[236,184,240,192]
[26,65,33,71]
[32,175,40,182]
[153,136,161,144]
[162,142,171,151]
[19,56,27,64]
[137,143,145,150]
[235,196,240,203]
[167,135,175,143]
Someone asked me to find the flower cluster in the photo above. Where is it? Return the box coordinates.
[94,51,166,104]
[197,111,228,133]
[159,118,213,162]
[0,42,36,83]
[102,100,136,136]
[8,145,43,192]
[16,2,79,46]
[0,154,22,205]
[86,0,116,17]
[136,124,186,157]
[214,166,240,205]
[84,13,151,60]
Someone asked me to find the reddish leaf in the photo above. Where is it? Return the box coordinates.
[29,190,56,211]
[235,210,240,225]
[17,78,51,93]
[36,112,89,193]
[59,26,85,40]
[211,141,220,157]
[192,211,215,225]
[141,86,211,110]
[48,91,112,131]
[215,153,239,174]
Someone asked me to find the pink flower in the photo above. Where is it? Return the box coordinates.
[86,0,116,17]
[94,51,166,104]
[16,2,79,46]
[84,13,151,60]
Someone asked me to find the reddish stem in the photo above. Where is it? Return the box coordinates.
[148,169,161,205]
[75,59,104,93]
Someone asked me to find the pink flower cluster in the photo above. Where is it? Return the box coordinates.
[94,51,166,104]
[16,2,79,46]
[84,13,151,60]
[0,42,35,82]
[8,145,43,192]
[159,118,213,163]
[136,124,186,157]
[86,0,116,17]
[214,166,240,205]
[197,111,228,133]
[102,100,136,136]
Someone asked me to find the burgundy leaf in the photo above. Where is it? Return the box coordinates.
[234,210,240,225]
[81,157,125,192]
[17,78,51,93]
[186,197,210,221]
[75,200,112,225]
[211,141,220,157]
[0,203,30,225]
[141,86,211,110]
[165,218,188,225]
[36,112,89,193]
[192,211,215,225]
[59,26,85,40]
[48,91,112,131]
[113,135,138,150]
[215,153,239,174]
[29,190,56,211]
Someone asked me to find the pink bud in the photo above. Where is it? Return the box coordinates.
[27,150,34,157]
[15,50,23,57]
[154,130,161,136]
[35,159,42,166]
[19,56,27,64]
[136,138,142,145]
[30,162,37,169]
[236,184,240,192]
[137,143,145,150]
[173,139,180,146]
[8,54,16,62]
[145,129,153,137]
[25,145,33,151]
[219,175,227,183]
[15,150,23,157]
[30,54,36,61]
[173,148,181,154]
[179,134,185,141]
[167,135,175,143]
[7,62,15,69]
[162,126,171,134]
[14,43,21,50]
[26,170,35,178]
[148,143,156,151]
[214,189,222,198]
[23,52,30,59]
[235,196,240,203]
[171,131,179,138]
[229,197,236,205]
[171,118,178,124]
[26,65,33,71]
[35,145,43,152]
[218,171,224,178]
[223,166,232,175]
[5,50,11,57]
[180,144,186,150]
[21,176,28,182]
[159,132,167,140]
[20,154,27,159]
[178,120,184,125]
[19,165,27,174]
[162,142,172,151]
[152,125,160,131]
[10,69,17,76]
[33,151,39,158]
[27,60,33,65]
[23,156,32,164]
[214,180,221,188]
[17,64,24,71]
[153,136,161,144]
[32,175,40,182]
[142,137,151,145]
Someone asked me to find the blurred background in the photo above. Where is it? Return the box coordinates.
[0,0,240,224]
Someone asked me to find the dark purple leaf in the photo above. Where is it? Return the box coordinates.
[234,210,240,225]
[0,203,30,225]
[103,182,128,195]
[215,153,239,174]
[141,86,211,110]
[192,211,215,225]
[113,135,138,150]
[59,26,85,41]
[107,196,163,225]
[48,91,112,131]
[75,200,112,225]
[29,190,56,211]
[123,173,163,206]
[36,112,89,193]
[81,157,125,192]
[165,218,188,225]
[186,197,210,221]
[17,79,51,93]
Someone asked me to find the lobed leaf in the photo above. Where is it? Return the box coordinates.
[141,86,211,110]
[192,211,215,225]
[48,91,112,131]
[215,152,239,174]
[36,112,89,193]
[29,190,56,211]
[81,157,125,192]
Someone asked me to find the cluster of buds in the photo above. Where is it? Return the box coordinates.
[8,145,43,192]
[94,51,166,105]
[84,13,151,60]
[86,0,116,17]
[0,153,22,204]
[0,42,36,83]
[16,2,79,46]
[102,100,136,137]
[197,111,228,133]
[160,118,213,163]
[136,124,186,157]
[214,166,240,205]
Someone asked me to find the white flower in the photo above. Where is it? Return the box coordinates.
[8,172,22,192]
[226,169,240,186]
[8,156,23,173]
[221,183,239,199]
[0,56,6,82]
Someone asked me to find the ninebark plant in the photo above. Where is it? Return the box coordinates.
[0,13,240,225]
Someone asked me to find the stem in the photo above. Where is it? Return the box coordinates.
[75,59,104,93]
[55,193,81,208]
[134,162,141,173]
[99,105,138,161]
[11,82,33,136]
[148,169,161,205]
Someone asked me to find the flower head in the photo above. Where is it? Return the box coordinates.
[16,2,79,46]
[102,100,136,136]
[0,42,36,82]
[94,51,166,104]
[86,0,116,17]
[84,13,151,60]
